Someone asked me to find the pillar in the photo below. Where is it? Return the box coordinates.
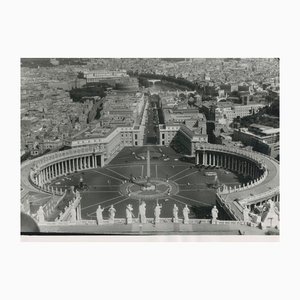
[72,159,75,172]
[46,168,49,182]
[41,170,44,184]
[37,174,41,187]
[58,162,61,176]
[76,158,79,170]
[54,164,58,178]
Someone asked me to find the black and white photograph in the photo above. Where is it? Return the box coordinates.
[20,58,280,236]
[2,1,300,300]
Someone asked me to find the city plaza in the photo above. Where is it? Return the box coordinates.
[21,143,279,234]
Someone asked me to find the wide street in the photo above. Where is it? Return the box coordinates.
[144,99,160,145]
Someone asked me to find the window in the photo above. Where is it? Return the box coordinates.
[162,133,165,139]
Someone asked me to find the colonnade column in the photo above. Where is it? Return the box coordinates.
[40,170,44,185]
[58,162,61,176]
[45,168,48,182]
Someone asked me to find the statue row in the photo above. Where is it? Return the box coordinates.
[95,203,189,225]
[96,202,219,225]
[37,201,219,226]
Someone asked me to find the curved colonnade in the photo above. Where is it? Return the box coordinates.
[21,146,105,198]
[196,144,279,221]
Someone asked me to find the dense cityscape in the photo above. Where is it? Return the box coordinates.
[21,58,280,235]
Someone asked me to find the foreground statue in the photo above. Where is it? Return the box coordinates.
[183,205,190,224]
[96,205,104,225]
[70,204,77,222]
[154,203,162,224]
[243,206,250,223]
[37,206,45,223]
[173,204,179,223]
[139,201,147,224]
[126,204,134,224]
[211,205,219,223]
[108,205,116,224]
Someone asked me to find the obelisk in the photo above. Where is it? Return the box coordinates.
[146,150,151,183]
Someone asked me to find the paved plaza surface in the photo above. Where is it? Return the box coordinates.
[48,146,247,222]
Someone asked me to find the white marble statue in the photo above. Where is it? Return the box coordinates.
[96,205,104,225]
[183,205,190,224]
[267,199,275,211]
[37,206,45,223]
[126,204,134,224]
[173,204,179,223]
[108,205,116,224]
[211,205,219,223]
[75,190,80,199]
[139,201,147,224]
[243,206,251,223]
[154,203,162,223]
[70,204,77,222]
